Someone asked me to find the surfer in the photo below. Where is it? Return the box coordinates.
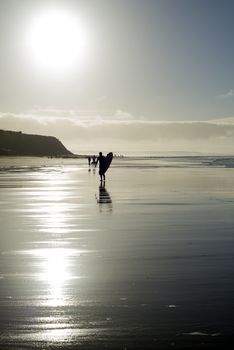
[95,152,106,182]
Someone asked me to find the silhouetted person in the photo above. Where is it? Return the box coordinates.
[88,156,91,166]
[95,152,106,183]
[92,155,96,164]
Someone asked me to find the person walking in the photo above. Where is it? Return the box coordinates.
[95,152,106,182]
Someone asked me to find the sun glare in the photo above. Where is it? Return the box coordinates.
[26,8,90,74]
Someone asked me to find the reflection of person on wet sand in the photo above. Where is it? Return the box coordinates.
[96,183,112,213]
[97,184,112,204]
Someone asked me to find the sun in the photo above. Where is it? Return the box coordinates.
[26,8,90,74]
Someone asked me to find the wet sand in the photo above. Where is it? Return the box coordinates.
[1,157,234,349]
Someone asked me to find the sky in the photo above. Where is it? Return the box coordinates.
[0,0,234,154]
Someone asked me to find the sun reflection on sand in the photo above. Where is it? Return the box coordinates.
[27,171,87,307]
[37,248,71,306]
[29,171,86,235]
[21,247,88,307]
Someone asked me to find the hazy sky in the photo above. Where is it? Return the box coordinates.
[0,0,234,153]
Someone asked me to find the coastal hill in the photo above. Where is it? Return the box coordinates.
[0,129,73,156]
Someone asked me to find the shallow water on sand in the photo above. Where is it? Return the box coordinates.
[0,157,234,349]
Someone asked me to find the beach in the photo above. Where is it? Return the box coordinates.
[0,156,234,349]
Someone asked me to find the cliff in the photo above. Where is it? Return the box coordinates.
[0,130,73,156]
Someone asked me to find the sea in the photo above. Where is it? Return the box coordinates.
[0,155,234,349]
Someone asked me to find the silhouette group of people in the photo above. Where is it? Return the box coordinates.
[88,155,97,166]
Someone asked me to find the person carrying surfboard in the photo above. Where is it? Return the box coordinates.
[95,152,106,182]
[95,152,113,183]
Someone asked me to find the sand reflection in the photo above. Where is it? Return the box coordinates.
[26,172,73,235]
[27,172,86,306]
[39,248,70,306]
[96,184,113,212]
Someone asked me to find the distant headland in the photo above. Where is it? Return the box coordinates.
[0,129,73,157]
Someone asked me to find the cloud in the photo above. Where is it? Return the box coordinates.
[209,116,234,124]
[24,107,135,122]
[217,89,234,99]
[113,109,135,120]
[28,106,76,118]
[1,111,234,154]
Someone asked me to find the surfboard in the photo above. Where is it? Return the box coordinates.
[103,152,113,174]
